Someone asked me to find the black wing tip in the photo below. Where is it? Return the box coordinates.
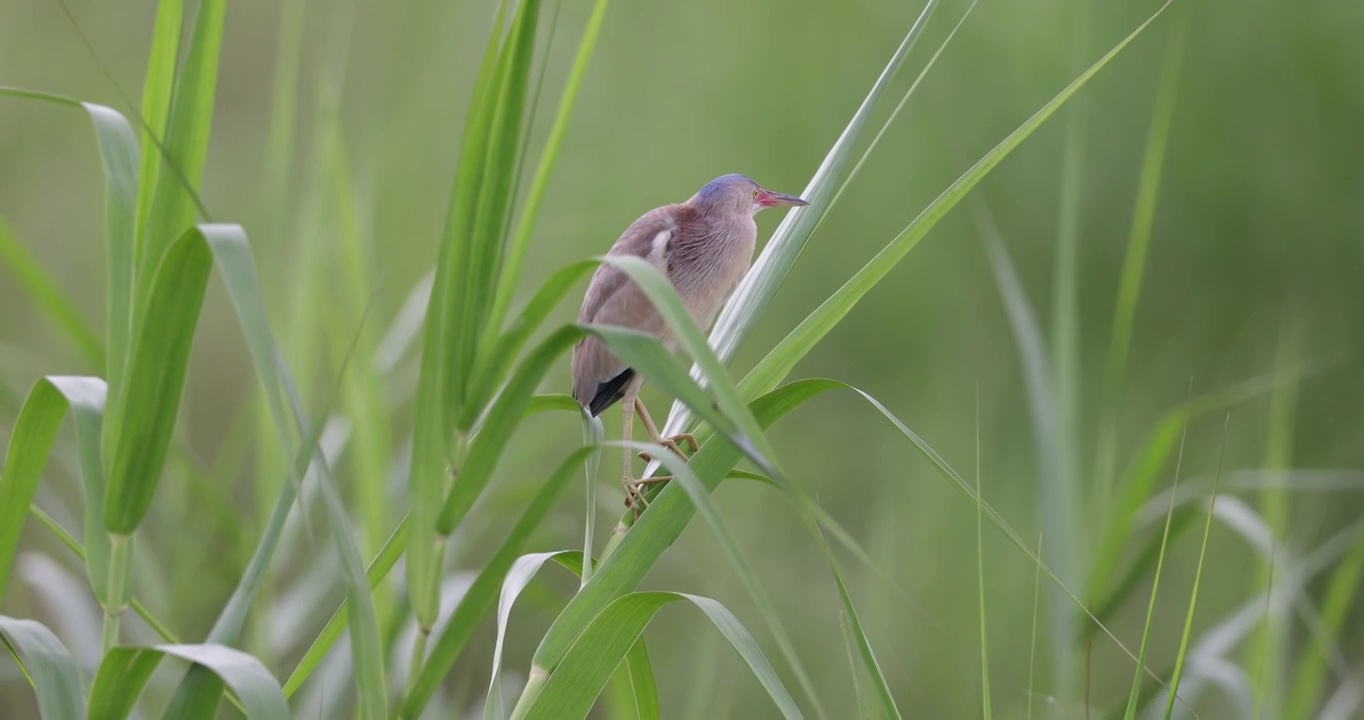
[587,367,635,417]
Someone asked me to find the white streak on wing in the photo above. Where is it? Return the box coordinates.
[648,229,672,265]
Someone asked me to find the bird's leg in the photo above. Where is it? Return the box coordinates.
[633,397,698,462]
[620,384,651,517]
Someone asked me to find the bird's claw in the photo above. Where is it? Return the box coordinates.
[637,433,699,463]
[623,475,674,518]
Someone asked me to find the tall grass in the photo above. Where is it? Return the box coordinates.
[2,0,1361,718]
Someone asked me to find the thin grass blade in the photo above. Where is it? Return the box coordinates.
[1027,533,1043,720]
[1123,391,1192,719]
[1163,415,1229,718]
[1249,321,1300,718]
[580,410,603,586]
[975,388,992,720]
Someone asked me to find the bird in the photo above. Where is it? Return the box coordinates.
[570,173,808,513]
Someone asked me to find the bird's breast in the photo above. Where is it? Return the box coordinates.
[667,219,757,331]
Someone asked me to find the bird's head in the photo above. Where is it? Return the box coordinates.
[689,173,808,216]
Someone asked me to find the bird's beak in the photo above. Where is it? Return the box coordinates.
[757,189,809,208]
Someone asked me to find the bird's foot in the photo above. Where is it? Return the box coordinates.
[637,433,699,462]
[623,475,673,518]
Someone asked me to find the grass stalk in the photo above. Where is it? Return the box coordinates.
[101,532,131,652]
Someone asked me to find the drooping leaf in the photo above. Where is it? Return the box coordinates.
[88,643,289,720]
[0,376,108,604]
[0,615,86,720]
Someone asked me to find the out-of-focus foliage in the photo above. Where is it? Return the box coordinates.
[2,0,1362,717]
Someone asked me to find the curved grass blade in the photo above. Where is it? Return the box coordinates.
[88,643,288,720]
[0,615,86,719]
[517,592,800,720]
[737,0,1173,404]
[485,551,584,720]
[490,553,657,719]
[0,377,108,604]
[660,0,942,447]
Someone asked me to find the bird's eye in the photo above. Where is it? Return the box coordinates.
[752,189,759,198]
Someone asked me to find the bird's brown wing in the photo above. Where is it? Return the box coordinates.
[572,205,680,414]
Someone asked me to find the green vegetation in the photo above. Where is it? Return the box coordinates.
[2,0,1361,717]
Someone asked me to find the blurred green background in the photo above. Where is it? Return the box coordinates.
[3,0,1363,717]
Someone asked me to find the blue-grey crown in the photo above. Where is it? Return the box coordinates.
[695,173,757,202]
